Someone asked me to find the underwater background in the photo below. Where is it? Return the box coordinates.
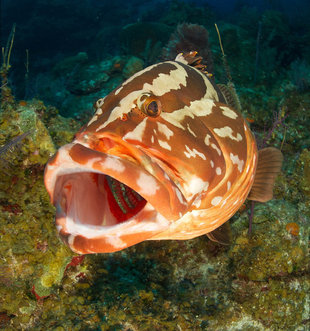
[0,0,309,330]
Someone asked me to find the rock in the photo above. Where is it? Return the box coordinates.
[123,56,144,78]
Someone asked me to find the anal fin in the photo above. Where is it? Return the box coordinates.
[248,147,283,202]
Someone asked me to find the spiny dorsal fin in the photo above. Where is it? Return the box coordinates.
[248,147,283,202]
[175,52,213,77]
[207,222,231,245]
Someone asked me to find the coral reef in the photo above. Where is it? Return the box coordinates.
[122,56,144,78]
[0,99,80,327]
[33,54,148,118]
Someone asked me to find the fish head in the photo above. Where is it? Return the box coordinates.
[83,61,225,200]
[44,60,257,254]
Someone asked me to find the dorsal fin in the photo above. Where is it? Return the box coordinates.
[175,52,213,78]
[248,147,283,202]
[207,222,231,245]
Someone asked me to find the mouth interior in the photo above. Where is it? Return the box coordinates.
[59,172,147,227]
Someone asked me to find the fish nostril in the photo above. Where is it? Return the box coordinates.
[94,138,141,164]
[92,137,116,153]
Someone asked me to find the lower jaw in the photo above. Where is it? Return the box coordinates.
[56,201,169,254]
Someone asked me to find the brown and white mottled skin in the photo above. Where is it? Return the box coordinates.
[44,58,257,254]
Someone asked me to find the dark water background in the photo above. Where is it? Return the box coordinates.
[1,0,309,112]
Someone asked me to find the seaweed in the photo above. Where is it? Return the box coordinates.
[162,23,214,75]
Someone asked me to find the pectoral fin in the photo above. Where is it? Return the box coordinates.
[207,222,231,245]
[248,147,283,202]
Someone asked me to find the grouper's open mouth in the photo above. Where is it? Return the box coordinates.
[44,140,188,254]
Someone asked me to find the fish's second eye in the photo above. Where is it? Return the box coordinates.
[137,93,162,117]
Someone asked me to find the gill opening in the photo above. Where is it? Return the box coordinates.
[104,175,146,223]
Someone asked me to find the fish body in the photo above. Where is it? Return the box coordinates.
[44,54,281,254]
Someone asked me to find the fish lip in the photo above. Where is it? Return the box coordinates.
[55,201,168,254]
[44,141,188,253]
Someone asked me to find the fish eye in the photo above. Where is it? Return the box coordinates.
[145,100,160,116]
[137,93,162,117]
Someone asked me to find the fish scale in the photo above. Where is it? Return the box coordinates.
[44,52,282,254]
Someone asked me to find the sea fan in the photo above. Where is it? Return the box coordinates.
[162,23,214,75]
